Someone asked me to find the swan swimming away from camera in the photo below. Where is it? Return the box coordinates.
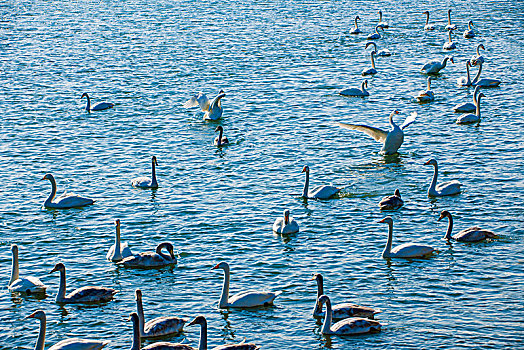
[415,77,435,102]
[443,29,456,50]
[379,217,435,258]
[214,125,229,146]
[301,165,341,199]
[128,313,195,350]
[8,244,47,294]
[273,209,299,234]
[438,210,497,242]
[340,80,369,97]
[463,20,475,38]
[184,90,226,120]
[131,156,159,188]
[445,9,457,30]
[117,242,177,268]
[42,174,94,209]
[456,92,485,124]
[337,110,417,155]
[379,189,404,210]
[421,56,453,74]
[423,11,435,30]
[350,16,362,34]
[454,85,480,113]
[106,219,133,262]
[81,92,113,112]
[472,61,501,87]
[424,159,462,197]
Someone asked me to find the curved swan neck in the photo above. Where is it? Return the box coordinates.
[130,315,140,350]
[219,266,230,308]
[321,298,332,334]
[361,80,367,93]
[313,276,324,314]
[382,221,394,258]
[44,177,57,206]
[10,247,19,286]
[198,320,208,350]
[56,268,67,301]
[441,57,449,68]
[476,44,483,56]
[468,21,473,30]
[156,244,171,261]
[35,315,46,350]
[425,12,429,25]
[444,214,454,240]
[466,61,471,85]
[429,162,438,194]
[151,158,158,187]
[302,170,310,198]
[354,17,358,27]
[473,62,482,84]
[370,51,376,69]
[84,94,91,111]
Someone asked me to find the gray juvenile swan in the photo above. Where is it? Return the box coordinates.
[117,242,177,268]
[378,189,404,210]
[214,126,229,146]
[438,210,497,242]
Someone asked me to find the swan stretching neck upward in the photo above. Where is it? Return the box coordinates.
[367,25,383,40]
[438,210,497,242]
[28,310,109,350]
[424,159,462,197]
[362,49,377,76]
[107,219,133,262]
[445,9,457,30]
[421,56,453,74]
[212,261,280,308]
[118,242,177,268]
[312,273,380,320]
[378,189,404,210]
[301,165,341,199]
[337,110,417,155]
[443,29,456,50]
[350,16,362,34]
[463,20,475,38]
[50,263,116,304]
[365,41,391,57]
[472,61,501,87]
[214,125,229,146]
[273,209,299,234]
[454,85,480,113]
[457,92,485,124]
[42,174,94,209]
[188,316,260,350]
[415,77,435,102]
[184,90,226,120]
[379,217,435,258]
[377,10,389,28]
[129,313,195,350]
[423,11,435,30]
[340,80,369,97]
[132,156,159,188]
[81,92,114,112]
[317,295,382,335]
[8,244,47,294]
[135,289,188,338]
[457,60,473,87]
[471,44,486,66]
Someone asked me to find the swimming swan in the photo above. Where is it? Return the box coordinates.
[301,165,341,199]
[129,312,195,350]
[453,85,480,113]
[367,25,383,40]
[463,20,475,38]
[365,41,391,57]
[362,49,377,76]
[42,174,94,209]
[340,80,369,97]
[131,156,159,188]
[443,29,456,50]
[378,189,404,210]
[187,316,261,350]
[445,9,457,30]
[423,11,435,30]
[106,219,133,262]
[118,242,177,268]
[273,209,299,234]
[184,90,226,120]
[350,16,362,34]
[423,159,462,197]
[456,92,485,124]
[472,61,501,87]
[81,92,114,112]
[378,217,435,258]
[8,244,47,294]
[438,210,497,242]
[471,44,486,66]
[421,56,453,74]
[214,126,229,146]
[377,10,389,28]
[415,77,435,102]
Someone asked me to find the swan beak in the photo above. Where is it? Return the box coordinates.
[423,160,430,165]
[211,263,220,270]
[187,318,198,327]
[40,176,46,180]
[25,312,37,319]
[450,57,455,64]
[377,218,386,223]
[49,266,58,274]
[437,216,444,222]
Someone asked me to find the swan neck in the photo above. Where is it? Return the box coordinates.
[10,248,19,286]
[56,268,66,302]
[447,11,451,24]
[321,299,332,334]
[114,225,122,259]
[382,221,394,258]
[151,159,158,187]
[466,62,471,84]
[130,316,140,350]
[442,57,449,68]
[444,214,453,240]
[219,267,230,308]
[156,245,170,261]
[85,95,91,111]
[361,81,367,93]
[354,17,358,27]
[425,12,429,24]
[35,315,46,350]
[429,163,438,194]
[44,177,57,206]
[448,30,452,42]
[476,95,482,117]
[473,63,482,84]
[427,79,431,90]
[477,45,481,55]
[370,51,376,69]
[198,320,208,350]
[302,171,309,198]
[313,278,324,314]
[136,297,146,336]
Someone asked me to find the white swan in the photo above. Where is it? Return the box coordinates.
[377,10,389,28]
[367,25,383,40]
[457,60,473,87]
[340,80,369,97]
[456,92,485,124]
[301,165,341,199]
[424,159,462,197]
[472,61,501,87]
[129,313,195,350]
[117,242,177,268]
[135,289,188,338]
[184,90,226,120]
[212,261,280,308]
[214,125,229,146]
[415,77,435,102]
[471,44,486,66]
[362,49,377,76]
[317,295,382,335]
[81,92,113,112]
[42,174,94,209]
[188,316,260,350]
[8,244,47,294]
[273,209,299,234]
[312,273,380,320]
[27,310,109,350]
[131,156,159,188]
[454,85,480,113]
[438,210,497,242]
[421,56,453,74]
[378,217,435,258]
[50,263,117,303]
[443,29,456,50]
[349,16,362,34]
[106,219,133,262]
[463,20,475,38]
[445,9,457,30]
[337,110,417,155]
[423,11,435,30]
[378,189,404,210]
[365,41,391,57]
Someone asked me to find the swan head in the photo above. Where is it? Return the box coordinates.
[41,173,55,182]
[301,165,310,174]
[50,262,65,274]
[215,125,223,133]
[478,43,485,51]
[188,315,207,327]
[365,42,377,51]
[478,92,486,99]
[378,216,393,225]
[446,56,455,64]
[468,20,474,27]
[424,158,437,166]
[310,273,323,284]
[438,210,451,221]
[152,156,158,166]
[317,294,331,307]
[212,261,230,272]
[129,312,139,324]
[115,219,120,227]
[448,9,452,15]
[355,16,361,21]
[394,189,401,197]
[81,92,89,99]
[26,310,46,321]
[283,209,290,224]
[134,289,143,300]
[364,80,368,88]
[11,244,18,253]
[422,10,429,15]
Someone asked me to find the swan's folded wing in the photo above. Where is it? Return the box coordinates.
[337,122,387,143]
[401,112,417,130]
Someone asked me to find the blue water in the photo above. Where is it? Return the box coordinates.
[1,1,523,349]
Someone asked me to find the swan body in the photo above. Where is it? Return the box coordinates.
[188,316,260,350]
[443,29,456,50]
[471,44,486,66]
[50,263,116,304]
[424,159,462,197]
[184,90,226,120]
[362,48,377,76]
[423,11,435,30]
[453,85,480,113]
[301,165,340,199]
[472,61,501,87]
[132,156,159,188]
[214,126,229,146]
[379,217,435,259]
[107,219,133,262]
[213,261,280,308]
[421,56,453,74]
[365,41,391,57]
[28,310,109,350]
[350,16,361,34]
[463,20,475,38]
[340,80,369,97]
[318,295,382,335]
[457,60,473,87]
[367,25,382,40]
[42,174,94,209]
[129,313,195,350]
[438,210,497,242]
[8,244,47,294]
[312,273,379,320]
[445,9,457,30]
[81,92,113,112]
[377,10,389,28]
[135,289,187,338]
[118,242,177,268]
[457,92,484,124]
[337,110,417,155]
[415,77,435,102]
[378,189,404,210]
[273,209,299,234]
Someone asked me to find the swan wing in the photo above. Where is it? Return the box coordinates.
[118,252,174,268]
[183,92,210,111]
[400,112,417,130]
[143,343,194,350]
[91,102,114,111]
[421,60,440,73]
[9,276,47,293]
[337,122,387,143]
[48,338,109,350]
[454,227,496,242]
[391,243,434,258]
[228,291,280,308]
[331,317,382,335]
[453,102,476,113]
[54,195,94,208]
[379,196,404,210]
[309,185,340,199]
[317,303,379,319]
[144,316,188,337]
[213,344,260,350]
[132,177,153,188]
[65,286,116,303]
[435,180,462,195]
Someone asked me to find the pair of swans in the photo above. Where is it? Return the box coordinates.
[132,156,159,188]
[379,217,435,258]
[366,41,391,57]
[463,20,475,38]
[438,210,497,242]
[184,90,226,120]
[301,165,341,199]
[443,29,456,50]
[42,174,94,209]
[107,219,133,262]
[273,209,299,234]
[81,92,113,112]
[456,90,485,124]
[340,80,369,97]
[422,11,435,30]
[117,242,177,268]
[337,110,417,155]
[379,189,404,210]
[8,244,47,294]
[50,263,116,303]
[213,261,280,308]
[28,310,109,350]
[424,159,462,197]
[214,125,229,146]
[454,85,480,113]
[415,77,434,102]
[350,16,361,34]
[312,273,380,320]
[421,56,453,74]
